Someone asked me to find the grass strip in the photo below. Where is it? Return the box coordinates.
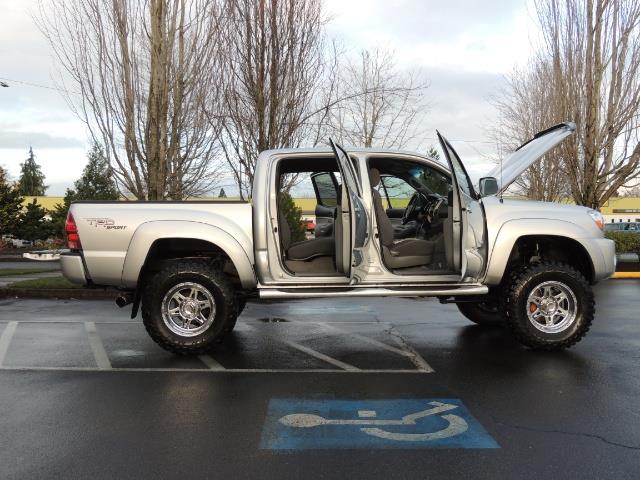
[7,276,81,289]
[0,268,59,277]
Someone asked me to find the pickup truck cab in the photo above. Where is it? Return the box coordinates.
[61,123,615,353]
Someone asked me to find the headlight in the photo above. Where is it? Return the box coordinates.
[588,210,604,231]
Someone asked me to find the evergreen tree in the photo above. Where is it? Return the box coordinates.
[48,144,118,239]
[73,142,119,200]
[427,145,441,161]
[17,147,47,196]
[15,199,52,242]
[218,188,227,198]
[0,165,7,185]
[49,188,77,239]
[280,192,306,243]
[0,166,24,238]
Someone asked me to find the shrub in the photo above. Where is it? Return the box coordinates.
[279,192,306,243]
[605,231,640,255]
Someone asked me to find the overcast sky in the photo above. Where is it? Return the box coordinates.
[0,0,538,195]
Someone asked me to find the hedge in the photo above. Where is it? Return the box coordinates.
[605,231,640,255]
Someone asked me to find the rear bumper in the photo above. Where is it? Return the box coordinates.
[60,252,88,285]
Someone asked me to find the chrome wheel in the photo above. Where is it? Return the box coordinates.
[526,281,577,334]
[161,282,216,337]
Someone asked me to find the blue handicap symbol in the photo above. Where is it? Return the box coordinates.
[261,398,499,450]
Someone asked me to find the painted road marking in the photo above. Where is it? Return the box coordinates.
[0,321,18,367]
[198,355,226,370]
[0,320,432,374]
[0,366,426,373]
[301,322,414,358]
[84,322,112,370]
[386,326,434,373]
[261,399,498,449]
[280,340,360,371]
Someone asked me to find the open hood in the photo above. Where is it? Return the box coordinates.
[484,122,576,193]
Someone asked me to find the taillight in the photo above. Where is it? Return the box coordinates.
[65,212,82,250]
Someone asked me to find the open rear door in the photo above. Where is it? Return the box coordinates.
[437,132,487,279]
[329,140,370,282]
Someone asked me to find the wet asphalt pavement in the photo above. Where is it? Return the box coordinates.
[0,279,638,479]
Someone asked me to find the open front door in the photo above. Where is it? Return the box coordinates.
[437,132,487,279]
[329,140,370,283]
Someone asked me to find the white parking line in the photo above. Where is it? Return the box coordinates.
[281,339,360,371]
[198,355,226,370]
[312,322,413,358]
[0,366,426,373]
[0,319,434,374]
[0,321,18,367]
[387,327,434,373]
[84,322,112,370]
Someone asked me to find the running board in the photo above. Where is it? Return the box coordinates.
[259,285,488,299]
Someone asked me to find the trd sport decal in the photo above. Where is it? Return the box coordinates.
[84,218,127,230]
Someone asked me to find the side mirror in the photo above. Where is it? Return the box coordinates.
[478,177,499,197]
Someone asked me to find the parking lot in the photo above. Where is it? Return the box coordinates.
[1,280,639,479]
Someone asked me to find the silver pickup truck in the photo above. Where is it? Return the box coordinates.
[61,123,615,353]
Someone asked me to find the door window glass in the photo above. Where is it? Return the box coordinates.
[441,140,476,199]
[311,172,338,207]
[380,176,414,209]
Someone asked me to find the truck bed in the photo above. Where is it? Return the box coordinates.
[67,201,253,286]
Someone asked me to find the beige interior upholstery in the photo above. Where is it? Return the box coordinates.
[369,168,438,270]
[278,194,336,264]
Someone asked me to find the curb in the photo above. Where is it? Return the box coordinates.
[0,257,53,263]
[611,271,640,279]
[0,288,118,300]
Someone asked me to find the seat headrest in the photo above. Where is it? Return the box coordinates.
[369,168,381,187]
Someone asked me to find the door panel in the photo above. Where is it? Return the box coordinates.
[329,140,370,282]
[437,132,487,279]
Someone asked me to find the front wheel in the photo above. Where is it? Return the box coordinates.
[505,262,594,350]
[141,259,238,355]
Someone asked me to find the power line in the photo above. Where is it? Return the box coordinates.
[0,76,71,93]
[0,76,499,145]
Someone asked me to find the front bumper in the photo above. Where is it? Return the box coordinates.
[60,252,88,285]
[591,238,616,282]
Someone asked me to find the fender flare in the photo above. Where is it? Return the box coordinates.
[120,220,257,289]
[483,218,598,285]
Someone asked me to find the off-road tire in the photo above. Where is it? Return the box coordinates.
[221,294,247,335]
[504,262,594,350]
[457,300,504,326]
[141,259,238,355]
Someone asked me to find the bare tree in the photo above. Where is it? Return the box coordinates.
[215,0,334,199]
[491,58,568,202]
[496,0,640,208]
[37,0,225,200]
[326,48,429,149]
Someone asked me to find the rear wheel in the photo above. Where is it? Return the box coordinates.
[505,262,593,350]
[456,300,504,326]
[141,259,238,355]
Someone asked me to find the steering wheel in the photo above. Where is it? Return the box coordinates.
[426,197,446,223]
[401,193,421,225]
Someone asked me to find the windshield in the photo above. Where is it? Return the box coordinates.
[406,164,452,196]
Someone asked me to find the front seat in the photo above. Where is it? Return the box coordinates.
[369,168,436,269]
[278,195,335,261]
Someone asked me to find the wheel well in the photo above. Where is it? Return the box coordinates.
[128,238,243,320]
[505,235,594,283]
[140,238,241,285]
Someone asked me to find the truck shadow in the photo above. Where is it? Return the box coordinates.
[450,324,593,383]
